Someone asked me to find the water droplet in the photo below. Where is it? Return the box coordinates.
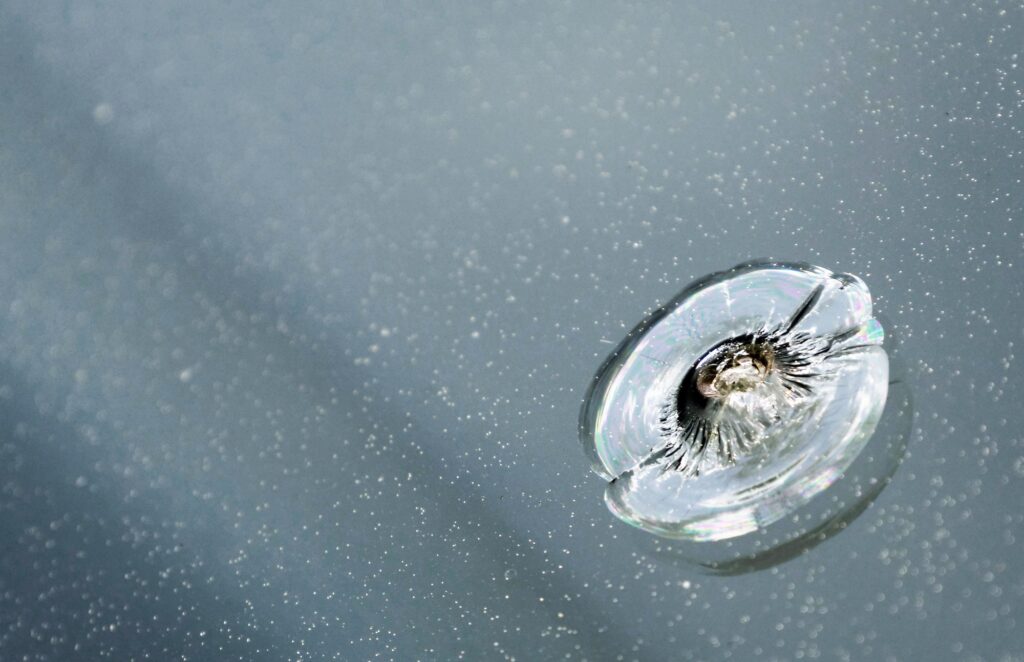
[580,261,889,541]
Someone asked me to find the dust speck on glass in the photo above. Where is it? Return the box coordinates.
[580,261,889,541]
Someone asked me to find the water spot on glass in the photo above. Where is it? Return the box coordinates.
[580,261,891,542]
[92,102,115,125]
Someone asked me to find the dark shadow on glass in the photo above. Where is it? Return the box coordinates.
[0,16,645,659]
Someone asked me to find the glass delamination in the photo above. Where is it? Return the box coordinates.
[580,261,890,541]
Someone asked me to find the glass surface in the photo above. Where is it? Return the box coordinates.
[0,2,1021,660]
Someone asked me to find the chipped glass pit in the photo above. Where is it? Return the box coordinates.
[580,261,890,541]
